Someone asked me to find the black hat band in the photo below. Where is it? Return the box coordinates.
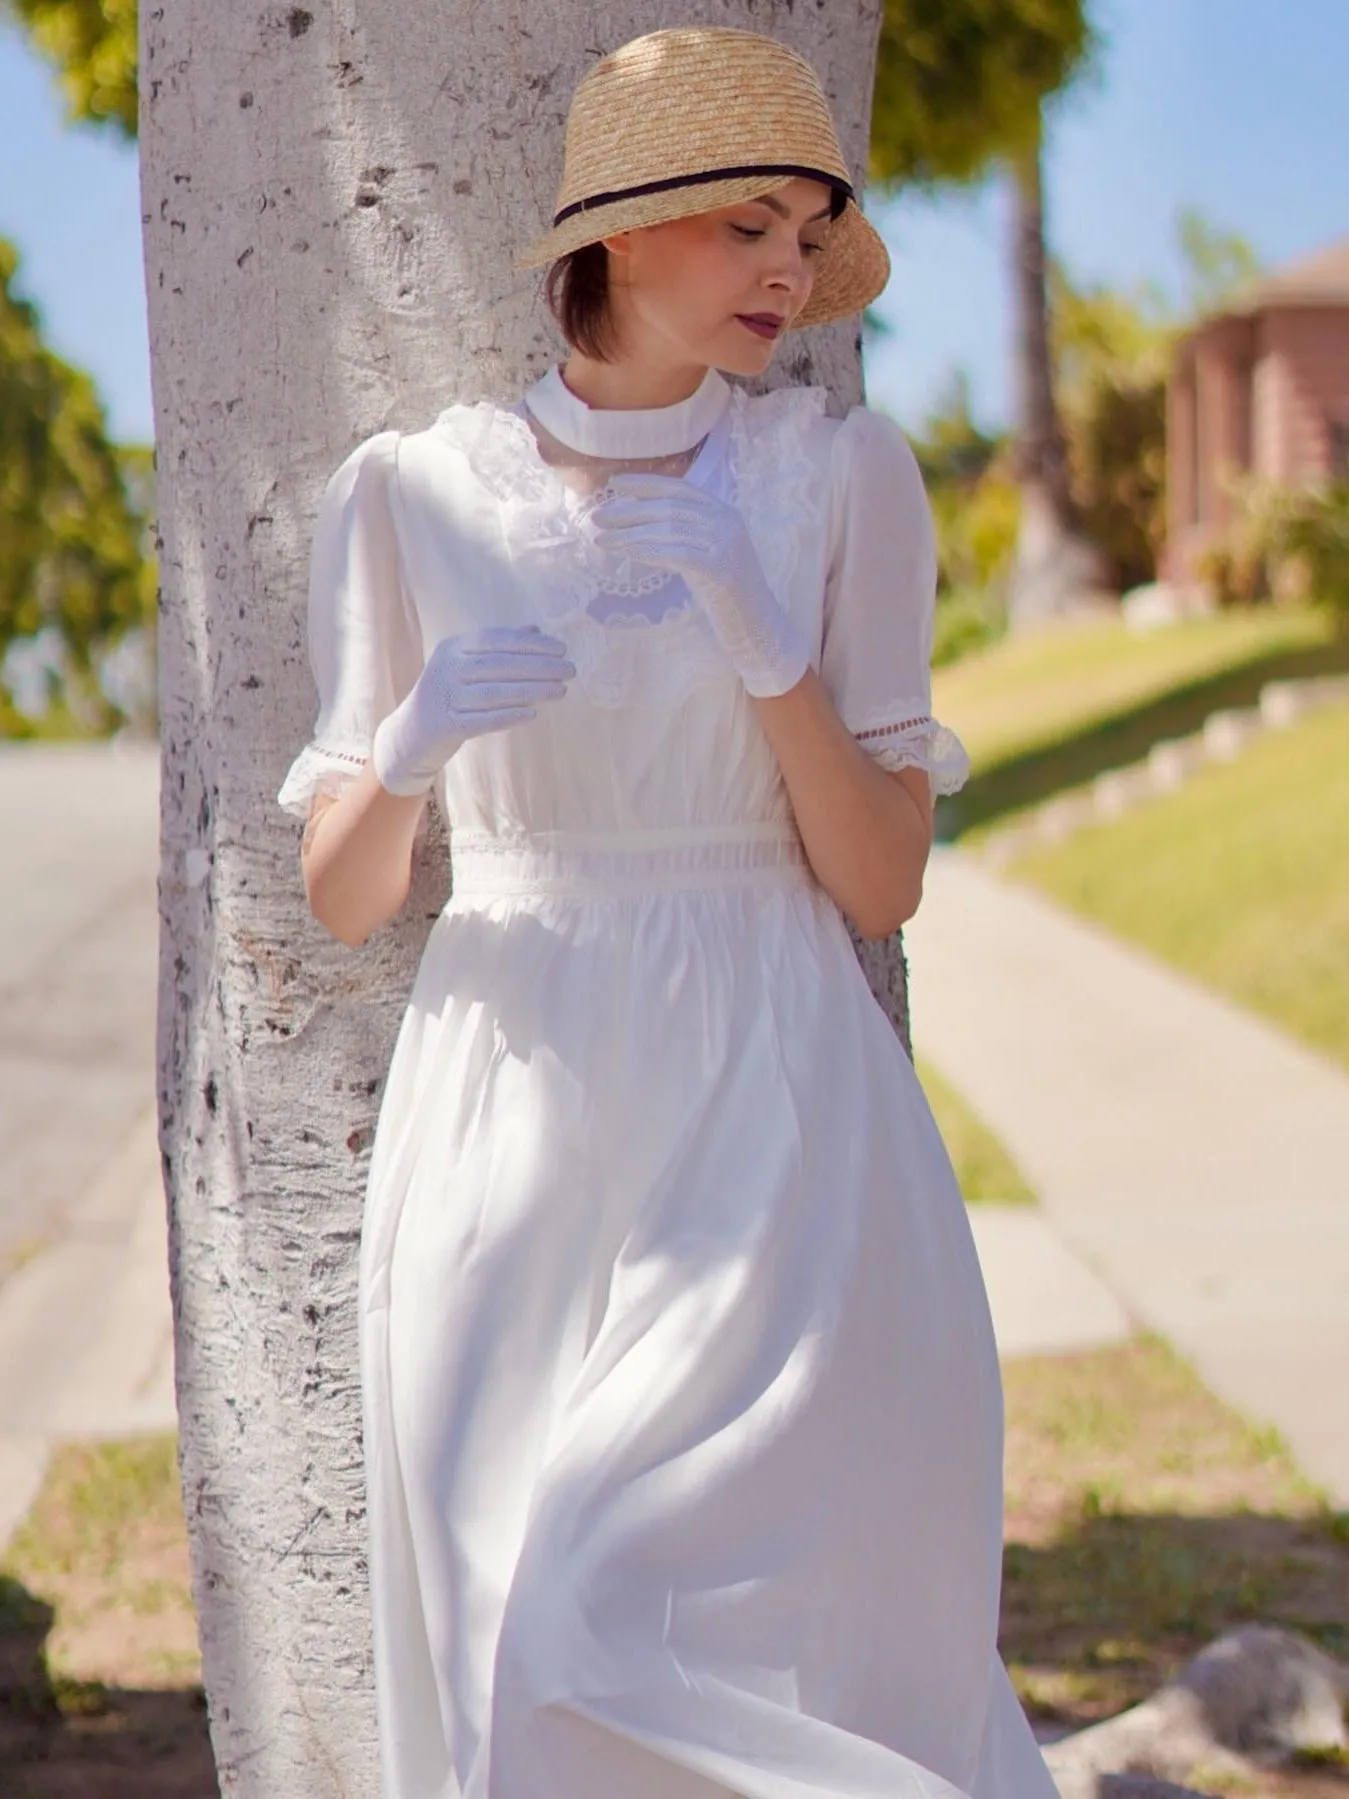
[554,164,853,228]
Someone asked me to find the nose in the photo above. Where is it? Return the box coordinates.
[765,242,814,302]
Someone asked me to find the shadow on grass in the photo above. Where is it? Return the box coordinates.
[0,1575,216,1799]
[1000,1505,1349,1732]
[937,635,1349,843]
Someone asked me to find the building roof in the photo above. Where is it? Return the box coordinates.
[1223,237,1349,316]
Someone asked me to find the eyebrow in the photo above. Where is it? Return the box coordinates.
[751,194,834,224]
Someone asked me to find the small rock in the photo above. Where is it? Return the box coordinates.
[1121,583,1186,633]
[1035,794,1096,844]
[1259,674,1349,729]
[1260,680,1312,729]
[1092,770,1147,819]
[1178,1624,1348,1763]
[1044,1626,1349,1799]
[1146,739,1202,794]
[1201,708,1260,762]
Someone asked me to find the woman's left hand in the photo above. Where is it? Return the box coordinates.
[591,474,810,698]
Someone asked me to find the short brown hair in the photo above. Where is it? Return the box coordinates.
[545,244,617,361]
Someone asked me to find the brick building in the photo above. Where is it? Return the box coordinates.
[1166,237,1349,584]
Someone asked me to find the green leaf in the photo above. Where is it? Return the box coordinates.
[870,0,1096,189]
[3,0,138,139]
[0,236,154,726]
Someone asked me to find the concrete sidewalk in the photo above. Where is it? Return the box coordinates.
[906,847,1349,1505]
[0,739,159,1274]
[0,1110,176,1552]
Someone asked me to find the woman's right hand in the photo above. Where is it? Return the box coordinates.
[371,625,575,796]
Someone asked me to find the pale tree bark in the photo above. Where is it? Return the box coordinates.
[1007,115,1109,630]
[142,1,891,1791]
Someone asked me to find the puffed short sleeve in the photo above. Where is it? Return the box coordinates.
[820,407,969,796]
[277,431,425,817]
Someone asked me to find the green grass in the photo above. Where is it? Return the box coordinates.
[931,606,1349,843]
[1008,702,1349,1072]
[0,1436,210,1794]
[5,1437,183,1584]
[917,1057,1036,1204]
[1001,1335,1349,1743]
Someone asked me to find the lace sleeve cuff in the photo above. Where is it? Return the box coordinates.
[276,740,370,818]
[852,706,971,797]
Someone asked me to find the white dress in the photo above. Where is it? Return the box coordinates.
[279,366,1057,1799]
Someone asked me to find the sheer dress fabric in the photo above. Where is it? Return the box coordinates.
[279,367,1053,1799]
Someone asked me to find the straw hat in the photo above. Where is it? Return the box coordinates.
[517,26,890,328]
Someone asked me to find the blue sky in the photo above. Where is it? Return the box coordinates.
[2,0,1347,445]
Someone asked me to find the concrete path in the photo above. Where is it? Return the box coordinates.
[0,739,159,1273]
[906,848,1349,1505]
[0,1107,175,1550]
[0,740,167,1551]
[967,1205,1132,1360]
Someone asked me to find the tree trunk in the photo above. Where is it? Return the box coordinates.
[142,1,892,1792]
[1007,115,1109,630]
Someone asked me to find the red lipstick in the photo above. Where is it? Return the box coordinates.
[735,314,785,340]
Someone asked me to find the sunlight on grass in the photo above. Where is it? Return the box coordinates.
[6,1437,183,1582]
[917,1058,1036,1204]
[0,1434,201,1704]
[1008,703,1349,1071]
[0,1434,212,1790]
[1001,1337,1348,1732]
[933,607,1336,773]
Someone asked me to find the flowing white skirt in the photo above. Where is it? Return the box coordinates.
[358,828,1056,1799]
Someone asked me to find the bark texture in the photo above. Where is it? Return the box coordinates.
[1007,123,1109,630]
[143,1,889,1791]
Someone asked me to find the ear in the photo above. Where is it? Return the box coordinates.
[599,231,634,261]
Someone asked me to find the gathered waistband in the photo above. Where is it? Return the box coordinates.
[447,824,813,900]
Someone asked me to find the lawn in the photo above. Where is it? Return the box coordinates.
[1008,701,1349,1072]
[931,606,1349,842]
[1003,1337,1349,1721]
[1003,1338,1349,1799]
[0,1438,212,1798]
[918,1057,1036,1204]
[5,1353,1348,1796]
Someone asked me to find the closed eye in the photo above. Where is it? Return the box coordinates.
[731,224,827,255]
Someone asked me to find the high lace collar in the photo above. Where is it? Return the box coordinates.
[522,364,732,458]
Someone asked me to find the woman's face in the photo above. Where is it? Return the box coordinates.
[600,177,834,374]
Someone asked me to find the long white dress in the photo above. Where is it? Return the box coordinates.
[279,366,1057,1799]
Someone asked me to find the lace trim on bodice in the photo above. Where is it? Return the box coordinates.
[427,385,828,711]
[852,703,971,795]
[518,412,704,613]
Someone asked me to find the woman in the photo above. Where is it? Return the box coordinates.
[280,25,1056,1799]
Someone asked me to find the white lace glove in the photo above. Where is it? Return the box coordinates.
[371,625,575,796]
[591,474,810,698]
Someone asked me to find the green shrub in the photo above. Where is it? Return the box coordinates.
[1198,478,1349,623]
[1277,482,1349,623]
[933,585,1007,668]
[930,470,1020,598]
[1066,374,1167,592]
